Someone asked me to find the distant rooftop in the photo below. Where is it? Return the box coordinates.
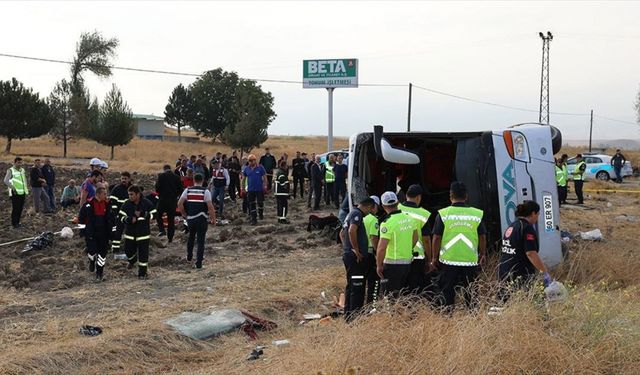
[133,114,165,121]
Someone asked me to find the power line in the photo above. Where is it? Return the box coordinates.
[593,114,637,126]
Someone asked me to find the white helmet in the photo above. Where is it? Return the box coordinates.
[100,161,109,169]
[90,158,102,166]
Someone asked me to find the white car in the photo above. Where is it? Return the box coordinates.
[566,154,633,181]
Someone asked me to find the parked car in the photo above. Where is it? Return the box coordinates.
[566,154,633,181]
[318,149,349,165]
[348,123,564,267]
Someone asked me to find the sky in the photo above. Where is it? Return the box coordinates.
[1,1,639,141]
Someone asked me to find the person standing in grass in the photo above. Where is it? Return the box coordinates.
[498,200,551,302]
[119,185,156,279]
[41,158,56,211]
[178,173,217,269]
[30,158,52,214]
[4,157,29,228]
[82,187,113,282]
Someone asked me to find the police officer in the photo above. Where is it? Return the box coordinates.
[572,154,587,204]
[274,174,290,224]
[340,197,377,321]
[83,187,113,281]
[291,151,306,199]
[431,182,486,311]
[376,192,419,298]
[109,171,132,259]
[555,158,568,206]
[4,157,29,228]
[309,156,323,210]
[119,185,156,279]
[209,159,230,217]
[322,154,336,206]
[498,200,551,302]
[399,184,432,296]
[364,195,381,304]
[178,174,216,269]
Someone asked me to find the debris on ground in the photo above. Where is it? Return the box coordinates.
[614,214,637,223]
[165,309,277,340]
[303,313,322,320]
[59,226,74,239]
[545,281,569,302]
[560,230,573,243]
[579,229,603,241]
[247,346,266,361]
[22,232,54,253]
[319,316,333,325]
[79,325,103,336]
[272,339,290,348]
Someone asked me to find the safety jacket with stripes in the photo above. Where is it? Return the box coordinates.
[573,161,586,181]
[324,162,335,183]
[7,167,29,196]
[184,186,209,220]
[555,165,567,187]
[109,183,130,214]
[438,206,483,266]
[399,202,431,258]
[274,178,290,196]
[119,198,156,241]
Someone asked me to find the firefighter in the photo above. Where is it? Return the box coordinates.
[431,182,487,311]
[340,197,377,321]
[83,187,113,281]
[109,171,131,259]
[398,184,432,296]
[572,154,587,204]
[178,174,216,269]
[376,192,419,298]
[119,185,156,279]
[274,174,290,224]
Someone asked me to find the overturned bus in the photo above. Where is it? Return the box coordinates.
[347,123,563,267]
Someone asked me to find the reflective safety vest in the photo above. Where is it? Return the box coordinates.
[438,205,483,266]
[573,161,586,181]
[399,203,431,258]
[363,214,379,254]
[212,169,226,188]
[380,211,416,264]
[185,186,208,220]
[324,162,335,183]
[8,167,28,196]
[555,165,567,187]
[119,198,156,241]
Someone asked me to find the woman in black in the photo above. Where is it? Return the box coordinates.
[498,201,550,301]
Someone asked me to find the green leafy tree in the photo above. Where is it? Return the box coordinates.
[91,84,134,160]
[48,80,75,157]
[164,84,192,142]
[220,80,276,155]
[0,78,55,154]
[188,68,240,141]
[69,31,119,138]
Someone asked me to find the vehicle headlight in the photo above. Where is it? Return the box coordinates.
[514,135,525,157]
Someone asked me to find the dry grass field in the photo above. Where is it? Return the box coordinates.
[0,136,639,374]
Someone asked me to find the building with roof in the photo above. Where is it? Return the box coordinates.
[133,114,165,139]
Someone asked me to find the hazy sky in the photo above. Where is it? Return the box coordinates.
[1,1,639,141]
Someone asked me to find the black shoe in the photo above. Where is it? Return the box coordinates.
[158,231,166,237]
[127,262,134,270]
[187,254,193,262]
[193,263,203,269]
[138,274,148,280]
[89,260,95,273]
[250,220,258,226]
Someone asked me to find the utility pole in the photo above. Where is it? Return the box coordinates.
[589,109,594,153]
[407,83,412,132]
[327,88,334,151]
[538,31,553,124]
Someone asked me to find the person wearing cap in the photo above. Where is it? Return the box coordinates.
[208,159,230,217]
[109,172,132,259]
[364,195,381,303]
[119,185,156,279]
[178,173,217,269]
[155,164,184,243]
[376,191,419,298]
[291,151,306,199]
[340,197,377,321]
[399,184,433,296]
[431,181,487,311]
[242,154,268,225]
[572,154,586,204]
[4,157,29,228]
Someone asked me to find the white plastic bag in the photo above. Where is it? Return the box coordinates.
[545,281,568,302]
[579,229,603,241]
[59,226,74,239]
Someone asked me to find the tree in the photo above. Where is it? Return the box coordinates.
[164,84,192,142]
[635,86,640,125]
[0,78,55,154]
[48,80,75,157]
[91,84,134,160]
[220,80,276,154]
[188,68,240,141]
[69,31,119,138]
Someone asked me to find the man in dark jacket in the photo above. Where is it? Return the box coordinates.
[611,149,627,183]
[109,171,132,259]
[83,187,114,281]
[155,164,183,243]
[291,151,306,199]
[119,185,156,279]
[30,159,52,213]
[310,156,323,210]
[42,158,56,211]
[227,156,242,202]
[259,147,277,191]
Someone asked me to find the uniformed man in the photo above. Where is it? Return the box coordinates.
[555,158,567,206]
[431,182,487,311]
[572,154,587,204]
[274,174,290,224]
[119,185,156,279]
[340,197,377,321]
[399,184,432,296]
[364,195,381,304]
[322,154,336,207]
[83,187,113,281]
[4,157,29,228]
[109,171,132,259]
[178,174,216,269]
[376,192,419,298]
